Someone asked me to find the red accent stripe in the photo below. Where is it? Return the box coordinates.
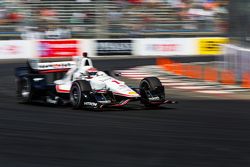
[111,99,131,107]
[95,90,107,93]
[39,69,69,74]
[56,85,70,93]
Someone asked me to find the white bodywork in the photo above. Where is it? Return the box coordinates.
[54,56,140,98]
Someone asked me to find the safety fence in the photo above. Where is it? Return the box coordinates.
[222,44,250,88]
[157,52,250,88]
[0,37,228,59]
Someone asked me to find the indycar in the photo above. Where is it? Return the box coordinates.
[15,53,176,110]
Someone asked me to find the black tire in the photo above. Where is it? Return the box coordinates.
[16,77,34,103]
[70,80,92,109]
[139,77,165,107]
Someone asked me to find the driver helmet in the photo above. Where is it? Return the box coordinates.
[86,67,98,78]
[96,71,107,76]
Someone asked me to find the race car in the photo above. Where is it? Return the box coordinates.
[15,53,176,109]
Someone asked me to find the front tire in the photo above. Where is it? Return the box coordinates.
[70,80,92,109]
[139,77,165,107]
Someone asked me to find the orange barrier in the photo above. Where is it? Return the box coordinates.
[156,58,239,86]
[163,62,173,71]
[171,63,183,75]
[183,64,193,78]
[203,67,218,82]
[184,65,202,79]
[157,58,172,66]
[241,72,250,88]
[156,58,165,65]
[220,70,236,85]
[156,58,173,71]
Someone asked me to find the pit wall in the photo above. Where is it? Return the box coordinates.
[0,37,228,59]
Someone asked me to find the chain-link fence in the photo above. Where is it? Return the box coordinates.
[229,0,250,47]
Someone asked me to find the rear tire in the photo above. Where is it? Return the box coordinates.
[139,77,165,107]
[70,80,92,109]
[16,77,34,103]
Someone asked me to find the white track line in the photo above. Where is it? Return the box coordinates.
[221,89,250,92]
[160,79,180,83]
[121,75,152,78]
[158,77,177,80]
[164,82,209,86]
[196,90,232,94]
[120,72,148,75]
[220,85,245,89]
[128,77,144,80]
[117,70,145,73]
[172,86,215,90]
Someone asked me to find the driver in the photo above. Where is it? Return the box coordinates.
[72,52,95,80]
[85,67,98,78]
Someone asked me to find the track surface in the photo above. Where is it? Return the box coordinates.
[1,60,250,167]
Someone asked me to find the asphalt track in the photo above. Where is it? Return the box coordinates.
[1,59,250,167]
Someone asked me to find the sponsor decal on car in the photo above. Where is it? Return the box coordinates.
[148,97,160,101]
[84,102,98,107]
[128,91,137,95]
[33,78,44,82]
[37,61,76,70]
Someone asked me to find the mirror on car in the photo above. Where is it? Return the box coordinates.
[114,72,121,77]
[103,70,111,76]
[103,71,121,77]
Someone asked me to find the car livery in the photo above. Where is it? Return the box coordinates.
[15,53,176,110]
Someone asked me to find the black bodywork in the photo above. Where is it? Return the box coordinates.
[15,65,68,103]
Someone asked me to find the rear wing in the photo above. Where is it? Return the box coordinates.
[28,58,76,74]
[27,52,92,74]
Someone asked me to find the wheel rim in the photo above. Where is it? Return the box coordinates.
[141,81,150,92]
[73,88,79,101]
[70,86,80,105]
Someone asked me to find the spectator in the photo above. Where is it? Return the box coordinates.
[127,0,143,5]
[0,6,8,24]
[45,26,71,39]
[114,0,128,9]
[107,9,123,32]
[165,0,181,8]
[70,12,86,24]
[21,27,44,39]
[141,13,154,31]
[214,2,228,32]
[8,9,23,23]
[39,7,57,24]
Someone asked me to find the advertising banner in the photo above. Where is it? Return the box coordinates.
[197,37,229,55]
[37,40,80,58]
[0,40,33,59]
[134,38,196,56]
[96,40,132,56]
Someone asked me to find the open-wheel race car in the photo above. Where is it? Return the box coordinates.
[15,53,176,110]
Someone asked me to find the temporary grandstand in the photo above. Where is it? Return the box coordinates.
[0,0,228,39]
